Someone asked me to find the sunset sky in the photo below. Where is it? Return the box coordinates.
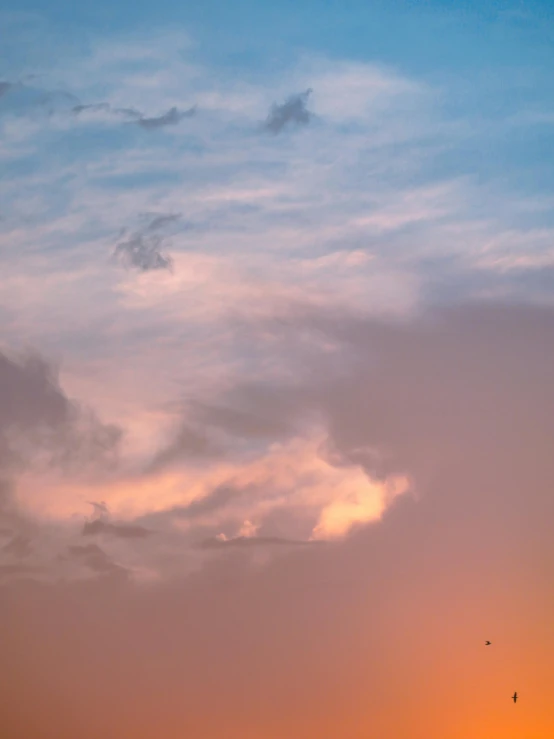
[2,1,554,737]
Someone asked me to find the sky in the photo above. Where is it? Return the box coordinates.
[1,1,554,737]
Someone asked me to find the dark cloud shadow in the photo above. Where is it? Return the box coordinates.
[145,423,222,473]
[134,105,196,130]
[113,212,181,272]
[70,98,196,132]
[66,543,128,577]
[82,519,151,539]
[72,102,196,130]
[2,534,33,558]
[72,102,142,120]
[198,535,322,549]
[0,349,121,475]
[262,89,313,134]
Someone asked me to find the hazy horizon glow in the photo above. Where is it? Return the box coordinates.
[2,1,554,737]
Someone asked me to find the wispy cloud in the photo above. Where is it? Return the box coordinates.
[72,101,196,129]
[72,101,142,120]
[134,105,196,130]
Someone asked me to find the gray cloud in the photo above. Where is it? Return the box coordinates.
[0,349,121,475]
[199,535,320,549]
[147,396,299,474]
[262,89,313,134]
[0,351,121,575]
[82,518,151,539]
[113,213,180,272]
[146,423,222,473]
[2,534,32,558]
[189,402,293,440]
[88,501,109,518]
[72,102,196,129]
[130,486,240,538]
[134,105,196,130]
[144,213,181,231]
[82,500,151,539]
[73,102,109,115]
[72,102,142,120]
[0,352,68,470]
[0,78,197,130]
[67,543,127,577]
[182,485,241,519]
[114,236,172,271]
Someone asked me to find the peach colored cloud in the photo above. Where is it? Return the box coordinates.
[15,430,409,547]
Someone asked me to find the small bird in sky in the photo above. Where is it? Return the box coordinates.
[512,692,518,703]
[485,640,491,645]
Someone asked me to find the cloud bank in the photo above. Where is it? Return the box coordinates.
[2,301,554,737]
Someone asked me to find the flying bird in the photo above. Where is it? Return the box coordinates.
[512,692,518,703]
[485,640,491,645]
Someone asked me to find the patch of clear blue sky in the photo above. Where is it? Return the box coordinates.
[3,0,554,203]
[6,0,554,74]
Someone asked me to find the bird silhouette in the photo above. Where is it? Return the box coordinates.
[512,692,518,703]
[485,640,491,645]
